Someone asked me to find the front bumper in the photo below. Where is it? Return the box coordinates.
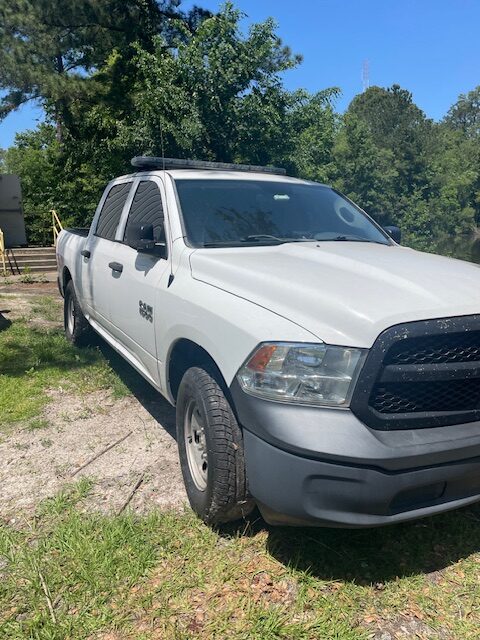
[244,430,480,527]
[230,381,480,527]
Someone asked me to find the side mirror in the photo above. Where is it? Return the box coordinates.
[384,225,401,244]
[128,223,156,252]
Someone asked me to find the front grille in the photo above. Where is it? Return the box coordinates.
[350,316,480,430]
[387,331,480,365]
[371,379,480,414]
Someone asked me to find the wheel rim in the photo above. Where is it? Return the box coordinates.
[184,400,208,491]
[67,296,75,334]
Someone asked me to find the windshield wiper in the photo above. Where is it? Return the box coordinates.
[241,234,284,243]
[201,236,319,248]
[319,235,387,245]
[241,235,318,244]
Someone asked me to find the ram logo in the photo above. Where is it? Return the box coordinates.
[139,300,153,322]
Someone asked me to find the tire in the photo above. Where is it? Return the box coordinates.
[64,280,93,346]
[176,366,254,525]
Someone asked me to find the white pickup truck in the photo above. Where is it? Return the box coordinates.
[57,157,480,528]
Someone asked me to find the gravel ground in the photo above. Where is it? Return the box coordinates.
[0,278,187,520]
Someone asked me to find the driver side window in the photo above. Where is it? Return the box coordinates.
[124,180,165,247]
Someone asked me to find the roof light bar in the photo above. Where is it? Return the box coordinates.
[131,156,286,175]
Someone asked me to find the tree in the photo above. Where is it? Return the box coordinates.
[2,124,107,243]
[332,113,396,224]
[444,86,480,138]
[281,89,339,182]
[123,3,302,162]
[347,85,433,200]
[0,0,204,142]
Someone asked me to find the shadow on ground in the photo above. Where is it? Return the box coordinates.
[216,502,480,585]
[0,309,12,331]
[91,334,480,586]
[94,336,177,440]
[264,503,480,584]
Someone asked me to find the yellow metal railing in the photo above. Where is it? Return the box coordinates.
[0,227,6,275]
[51,209,63,245]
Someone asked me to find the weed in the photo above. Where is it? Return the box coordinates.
[19,266,34,284]
[26,418,49,431]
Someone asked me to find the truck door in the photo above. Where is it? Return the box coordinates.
[80,181,132,329]
[106,177,170,388]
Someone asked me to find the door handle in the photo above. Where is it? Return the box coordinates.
[81,249,91,258]
[108,261,123,273]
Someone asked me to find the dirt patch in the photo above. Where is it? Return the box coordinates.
[0,293,32,322]
[0,389,186,519]
[0,290,63,329]
[0,275,58,295]
[366,615,451,639]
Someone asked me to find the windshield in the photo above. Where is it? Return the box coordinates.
[174,179,390,247]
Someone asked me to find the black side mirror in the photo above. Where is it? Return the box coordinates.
[128,223,156,252]
[384,225,401,244]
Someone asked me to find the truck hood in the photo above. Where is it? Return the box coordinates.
[190,242,480,348]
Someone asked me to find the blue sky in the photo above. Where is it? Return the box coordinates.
[1,0,479,148]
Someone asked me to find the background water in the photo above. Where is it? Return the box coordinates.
[432,233,480,264]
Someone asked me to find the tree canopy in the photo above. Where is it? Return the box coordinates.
[1,0,479,255]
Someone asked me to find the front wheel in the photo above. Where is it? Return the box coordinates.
[176,366,254,525]
[64,280,93,346]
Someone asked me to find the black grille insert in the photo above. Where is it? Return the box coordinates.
[386,331,480,365]
[350,316,480,430]
[371,379,480,414]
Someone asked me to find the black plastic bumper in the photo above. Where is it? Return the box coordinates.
[230,380,480,527]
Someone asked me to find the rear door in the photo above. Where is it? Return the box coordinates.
[80,181,132,329]
[107,177,170,387]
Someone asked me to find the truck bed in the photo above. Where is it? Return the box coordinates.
[64,227,89,237]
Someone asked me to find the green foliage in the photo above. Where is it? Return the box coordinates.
[444,85,480,138]
[332,113,396,224]
[126,3,302,163]
[334,85,478,248]
[0,0,198,131]
[281,89,340,182]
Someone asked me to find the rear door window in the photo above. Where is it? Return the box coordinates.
[95,182,131,241]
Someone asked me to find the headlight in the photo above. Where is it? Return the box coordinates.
[236,342,366,406]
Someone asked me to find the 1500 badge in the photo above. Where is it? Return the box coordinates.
[139,300,153,322]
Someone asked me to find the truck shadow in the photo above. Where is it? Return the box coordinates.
[235,505,480,584]
[91,335,480,585]
[93,337,177,440]
[260,507,480,590]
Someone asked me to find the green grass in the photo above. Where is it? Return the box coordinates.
[0,319,129,428]
[30,295,62,323]
[2,483,480,639]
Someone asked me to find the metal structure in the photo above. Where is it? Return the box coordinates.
[51,209,64,245]
[362,59,370,92]
[0,228,5,275]
[0,174,27,248]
